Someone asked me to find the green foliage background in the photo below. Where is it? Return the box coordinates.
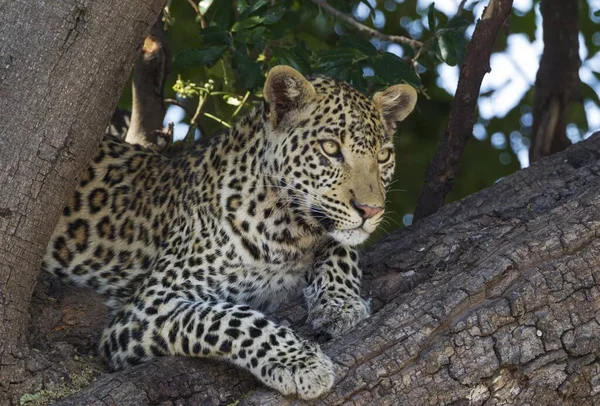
[119,0,600,240]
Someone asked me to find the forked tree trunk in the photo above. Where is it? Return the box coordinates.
[529,0,581,163]
[50,133,600,405]
[0,1,165,403]
[414,0,514,220]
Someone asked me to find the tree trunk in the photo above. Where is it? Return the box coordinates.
[45,133,600,405]
[414,0,514,221]
[529,0,581,163]
[125,15,172,150]
[0,0,165,404]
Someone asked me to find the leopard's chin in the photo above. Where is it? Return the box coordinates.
[329,228,370,246]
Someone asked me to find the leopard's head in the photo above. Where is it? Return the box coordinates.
[263,66,417,246]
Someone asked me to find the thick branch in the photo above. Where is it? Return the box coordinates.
[529,0,581,163]
[51,133,600,405]
[414,0,514,220]
[0,0,165,404]
[311,0,422,50]
[125,15,172,151]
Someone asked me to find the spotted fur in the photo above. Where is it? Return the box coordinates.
[42,66,417,399]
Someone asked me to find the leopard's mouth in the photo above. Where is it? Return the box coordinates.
[309,205,374,245]
[329,228,370,246]
[309,206,335,231]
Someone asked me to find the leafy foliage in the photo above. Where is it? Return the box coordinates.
[169,0,473,95]
[118,0,599,240]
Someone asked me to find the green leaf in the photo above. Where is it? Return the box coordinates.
[313,48,365,71]
[239,0,269,20]
[295,33,329,50]
[199,27,232,46]
[417,51,437,71]
[448,30,468,66]
[236,0,250,14]
[446,15,470,30]
[233,26,268,53]
[174,46,229,68]
[232,16,265,32]
[250,26,268,45]
[594,9,600,17]
[435,33,457,66]
[427,3,437,31]
[329,66,351,82]
[205,0,234,30]
[264,5,286,24]
[339,34,377,56]
[271,43,313,74]
[232,48,264,90]
[268,10,302,40]
[369,52,421,87]
[348,66,368,92]
[327,0,353,14]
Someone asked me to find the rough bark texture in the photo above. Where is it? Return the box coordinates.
[125,16,172,150]
[37,133,600,405]
[414,0,514,220]
[0,0,165,404]
[529,0,581,163]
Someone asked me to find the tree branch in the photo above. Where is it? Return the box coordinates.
[125,14,173,151]
[164,98,194,117]
[529,0,581,163]
[51,133,600,405]
[413,0,514,221]
[311,0,422,50]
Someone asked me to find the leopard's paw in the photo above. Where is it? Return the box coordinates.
[307,293,370,336]
[263,342,335,400]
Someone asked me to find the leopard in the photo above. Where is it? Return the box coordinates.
[41,66,417,400]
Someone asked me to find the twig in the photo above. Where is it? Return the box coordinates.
[182,92,209,146]
[164,98,194,117]
[185,0,199,14]
[413,0,515,221]
[184,0,207,28]
[190,95,208,128]
[221,60,229,87]
[204,113,232,128]
[456,0,468,15]
[311,0,422,50]
[231,91,250,119]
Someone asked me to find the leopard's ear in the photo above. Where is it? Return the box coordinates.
[263,66,316,127]
[372,84,418,133]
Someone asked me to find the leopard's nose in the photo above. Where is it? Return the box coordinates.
[351,200,383,219]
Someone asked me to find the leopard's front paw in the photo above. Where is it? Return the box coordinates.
[263,342,335,400]
[306,292,371,336]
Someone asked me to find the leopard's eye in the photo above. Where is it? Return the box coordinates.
[321,140,341,158]
[377,148,392,163]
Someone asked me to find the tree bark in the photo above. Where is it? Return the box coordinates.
[0,0,165,404]
[44,133,600,405]
[414,0,514,221]
[529,0,581,163]
[125,15,173,151]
